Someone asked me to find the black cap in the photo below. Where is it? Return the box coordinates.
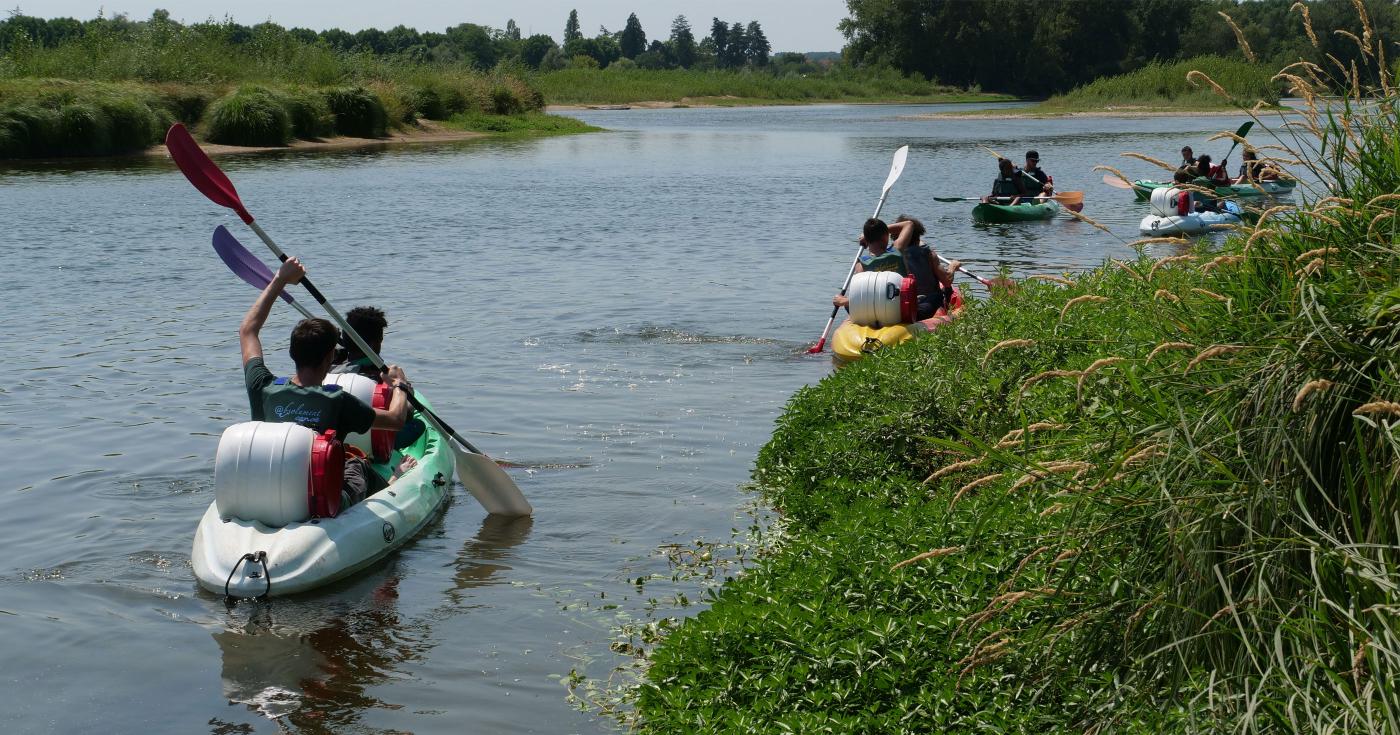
[1026,150,1039,160]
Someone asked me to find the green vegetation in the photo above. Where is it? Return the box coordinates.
[626,46,1400,735]
[535,67,1005,106]
[1018,56,1281,114]
[0,13,581,158]
[446,111,599,138]
[842,0,1400,97]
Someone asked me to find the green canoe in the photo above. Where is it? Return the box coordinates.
[1131,179,1295,201]
[972,199,1061,223]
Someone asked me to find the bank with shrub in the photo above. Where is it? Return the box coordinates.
[626,65,1400,735]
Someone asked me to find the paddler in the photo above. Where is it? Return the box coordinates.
[1180,146,1196,168]
[333,306,427,450]
[240,258,417,509]
[983,158,1030,205]
[1188,154,1230,187]
[1234,149,1276,183]
[891,215,955,319]
[1020,150,1053,196]
[830,218,905,312]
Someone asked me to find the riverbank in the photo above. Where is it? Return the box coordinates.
[534,68,1013,108]
[921,55,1281,119]
[0,77,593,159]
[626,86,1400,733]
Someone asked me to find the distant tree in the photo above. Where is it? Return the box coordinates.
[288,26,319,45]
[320,27,354,51]
[564,9,582,43]
[725,22,747,68]
[539,45,567,70]
[745,20,769,66]
[636,39,671,69]
[504,19,521,41]
[384,24,421,54]
[619,12,646,59]
[519,33,557,68]
[591,30,621,67]
[669,15,696,68]
[445,22,499,69]
[709,18,729,68]
[353,27,388,54]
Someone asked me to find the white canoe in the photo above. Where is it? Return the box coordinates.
[192,402,454,598]
[1139,201,1243,235]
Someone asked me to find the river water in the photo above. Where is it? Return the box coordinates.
[0,102,1285,733]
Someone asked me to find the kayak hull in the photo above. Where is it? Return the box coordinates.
[1132,179,1294,201]
[972,200,1060,222]
[832,291,963,365]
[1139,202,1243,235]
[192,397,455,598]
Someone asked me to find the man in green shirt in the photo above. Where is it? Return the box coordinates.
[240,257,413,507]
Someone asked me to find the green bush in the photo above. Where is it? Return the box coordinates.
[406,85,445,120]
[157,84,216,123]
[204,85,292,146]
[282,87,333,139]
[322,85,386,138]
[1046,55,1280,109]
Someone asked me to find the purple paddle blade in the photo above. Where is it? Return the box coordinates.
[212,225,294,303]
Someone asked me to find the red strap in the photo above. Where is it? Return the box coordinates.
[371,383,394,463]
[1177,192,1190,216]
[899,275,918,323]
[309,430,344,518]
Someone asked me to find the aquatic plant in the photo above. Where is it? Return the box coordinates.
[0,78,170,157]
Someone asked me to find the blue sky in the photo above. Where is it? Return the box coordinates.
[25,2,852,52]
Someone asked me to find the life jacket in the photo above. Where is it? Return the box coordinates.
[991,175,1021,198]
[901,242,945,312]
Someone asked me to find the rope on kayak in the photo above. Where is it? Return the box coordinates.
[223,550,271,600]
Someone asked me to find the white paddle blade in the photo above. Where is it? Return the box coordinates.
[453,444,533,516]
[882,145,909,194]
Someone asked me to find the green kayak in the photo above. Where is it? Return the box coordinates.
[972,199,1060,223]
[1131,179,1295,201]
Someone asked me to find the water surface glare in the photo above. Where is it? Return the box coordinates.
[1,103,1283,733]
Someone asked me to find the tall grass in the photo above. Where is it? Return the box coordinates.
[620,21,1400,735]
[1043,55,1281,109]
[533,67,997,105]
[0,79,172,156]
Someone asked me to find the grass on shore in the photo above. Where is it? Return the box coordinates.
[1029,55,1281,114]
[618,48,1400,735]
[534,67,1010,106]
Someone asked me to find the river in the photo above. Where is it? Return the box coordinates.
[0,102,1281,733]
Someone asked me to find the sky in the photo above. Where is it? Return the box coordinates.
[24,1,852,52]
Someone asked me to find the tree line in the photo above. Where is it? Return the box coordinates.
[0,8,778,74]
[840,0,1400,96]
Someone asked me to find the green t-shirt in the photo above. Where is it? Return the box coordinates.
[860,250,907,275]
[244,357,376,436]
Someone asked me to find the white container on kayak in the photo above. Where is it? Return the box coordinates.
[847,270,905,328]
[214,421,315,528]
[1149,186,1185,217]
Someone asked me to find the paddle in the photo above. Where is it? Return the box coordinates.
[806,145,909,354]
[935,191,1084,211]
[1102,174,1135,190]
[1218,121,1254,171]
[936,254,1014,292]
[213,225,317,320]
[167,123,532,517]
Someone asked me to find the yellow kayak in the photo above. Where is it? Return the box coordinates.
[831,291,964,366]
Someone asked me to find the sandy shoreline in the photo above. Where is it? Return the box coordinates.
[143,121,486,158]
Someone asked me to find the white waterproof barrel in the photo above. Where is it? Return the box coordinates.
[321,372,377,455]
[1150,186,1185,217]
[214,421,314,527]
[847,271,905,327]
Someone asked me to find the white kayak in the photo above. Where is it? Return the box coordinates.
[1139,186,1244,235]
[193,388,454,598]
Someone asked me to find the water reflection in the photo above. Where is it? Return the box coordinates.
[214,514,532,731]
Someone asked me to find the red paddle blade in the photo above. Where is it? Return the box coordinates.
[806,338,826,354]
[164,123,254,224]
